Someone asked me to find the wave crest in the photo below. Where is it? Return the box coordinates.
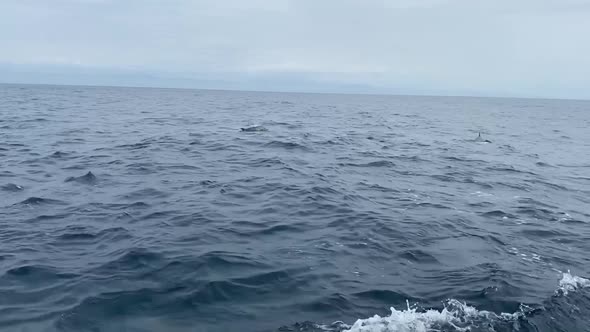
[343,299,519,332]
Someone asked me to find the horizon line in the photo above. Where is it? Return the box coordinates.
[1,81,588,103]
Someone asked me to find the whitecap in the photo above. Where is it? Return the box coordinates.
[307,270,590,332]
[557,270,590,295]
[343,299,519,332]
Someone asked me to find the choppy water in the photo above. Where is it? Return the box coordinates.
[1,84,590,332]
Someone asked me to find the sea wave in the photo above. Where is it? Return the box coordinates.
[296,272,590,332]
[342,299,520,332]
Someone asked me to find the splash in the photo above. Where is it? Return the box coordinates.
[338,271,590,332]
[557,270,590,295]
[343,299,520,332]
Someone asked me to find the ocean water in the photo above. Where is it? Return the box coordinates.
[1,84,590,332]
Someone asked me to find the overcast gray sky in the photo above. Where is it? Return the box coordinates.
[1,0,589,98]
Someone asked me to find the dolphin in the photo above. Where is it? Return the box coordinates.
[240,125,268,132]
[65,171,97,184]
[474,132,492,143]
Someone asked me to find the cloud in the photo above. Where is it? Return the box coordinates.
[1,0,589,98]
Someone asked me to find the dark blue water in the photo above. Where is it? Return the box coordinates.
[1,84,590,332]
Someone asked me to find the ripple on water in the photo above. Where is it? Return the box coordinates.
[53,227,132,245]
[119,188,169,200]
[398,249,440,264]
[339,160,395,168]
[1,86,590,332]
[1,183,24,192]
[264,140,311,151]
[15,197,67,206]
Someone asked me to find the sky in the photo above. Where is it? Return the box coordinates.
[1,0,589,99]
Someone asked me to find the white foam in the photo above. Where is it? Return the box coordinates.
[558,212,573,222]
[335,271,589,332]
[470,191,493,197]
[558,270,590,295]
[343,299,518,332]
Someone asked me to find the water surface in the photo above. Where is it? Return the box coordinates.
[1,84,590,331]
